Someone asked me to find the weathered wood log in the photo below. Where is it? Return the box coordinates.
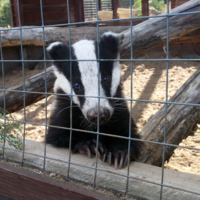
[0,26,129,48]
[0,67,55,113]
[3,139,200,200]
[138,67,200,166]
[1,0,200,58]
[119,0,200,58]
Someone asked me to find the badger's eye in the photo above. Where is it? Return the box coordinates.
[74,83,80,90]
[103,77,109,83]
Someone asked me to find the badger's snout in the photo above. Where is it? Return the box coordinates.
[87,108,110,124]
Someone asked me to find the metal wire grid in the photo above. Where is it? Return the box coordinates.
[0,0,200,199]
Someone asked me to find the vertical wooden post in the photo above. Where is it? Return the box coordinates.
[11,0,24,27]
[98,0,101,11]
[113,0,119,19]
[19,0,24,26]
[142,0,149,18]
[9,0,15,27]
[74,0,84,23]
[12,0,19,26]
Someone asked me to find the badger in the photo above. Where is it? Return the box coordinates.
[46,32,142,169]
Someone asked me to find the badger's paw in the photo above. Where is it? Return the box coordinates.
[102,147,134,170]
[73,139,104,159]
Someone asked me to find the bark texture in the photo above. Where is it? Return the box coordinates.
[1,0,200,58]
[138,67,200,166]
[0,67,55,113]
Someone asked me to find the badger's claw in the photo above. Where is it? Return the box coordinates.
[73,141,92,158]
[73,139,104,159]
[102,148,131,169]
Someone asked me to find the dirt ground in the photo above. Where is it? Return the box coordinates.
[1,50,200,175]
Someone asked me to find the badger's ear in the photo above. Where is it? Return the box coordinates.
[100,32,119,55]
[46,42,70,69]
[46,42,70,60]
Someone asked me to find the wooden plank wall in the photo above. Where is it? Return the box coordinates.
[10,0,148,27]
[0,162,114,200]
[10,0,84,27]
[171,0,189,9]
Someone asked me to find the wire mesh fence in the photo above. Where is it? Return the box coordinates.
[0,0,200,199]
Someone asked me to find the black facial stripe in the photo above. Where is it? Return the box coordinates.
[94,41,116,106]
[48,43,85,107]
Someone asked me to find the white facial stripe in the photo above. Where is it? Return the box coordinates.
[72,40,113,117]
[47,41,63,52]
[111,55,121,96]
[102,31,119,38]
[53,66,80,105]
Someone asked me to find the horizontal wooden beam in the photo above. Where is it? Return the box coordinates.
[1,0,200,58]
[2,139,200,200]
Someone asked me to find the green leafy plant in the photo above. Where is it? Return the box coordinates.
[132,0,142,17]
[132,0,167,16]
[0,0,12,27]
[132,0,142,11]
[149,0,167,12]
[0,108,23,151]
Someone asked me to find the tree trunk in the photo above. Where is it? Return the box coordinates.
[138,67,200,166]
[0,67,55,113]
[1,0,200,58]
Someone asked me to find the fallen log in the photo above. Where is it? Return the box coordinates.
[138,67,200,166]
[119,0,200,58]
[0,26,128,48]
[1,0,200,58]
[0,67,55,113]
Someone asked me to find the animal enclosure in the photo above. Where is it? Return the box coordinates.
[0,0,200,199]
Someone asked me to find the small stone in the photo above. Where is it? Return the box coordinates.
[136,64,146,72]
[57,175,61,179]
[139,64,146,72]
[49,173,56,177]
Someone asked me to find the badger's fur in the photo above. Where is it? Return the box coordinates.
[46,32,142,169]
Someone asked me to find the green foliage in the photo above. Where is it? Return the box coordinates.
[149,0,166,12]
[133,0,142,10]
[132,0,142,11]
[132,0,167,15]
[0,108,23,151]
[132,0,142,17]
[0,0,12,27]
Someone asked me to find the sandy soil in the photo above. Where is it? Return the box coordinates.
[0,50,199,175]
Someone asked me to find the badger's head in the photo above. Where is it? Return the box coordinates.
[47,32,121,125]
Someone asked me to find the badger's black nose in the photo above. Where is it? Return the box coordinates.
[87,108,110,124]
